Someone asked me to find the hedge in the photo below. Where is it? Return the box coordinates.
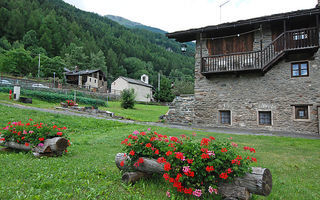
[0,87,106,107]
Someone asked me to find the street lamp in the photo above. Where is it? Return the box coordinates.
[181,44,187,53]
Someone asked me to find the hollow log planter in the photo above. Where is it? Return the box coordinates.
[0,137,69,157]
[115,153,272,200]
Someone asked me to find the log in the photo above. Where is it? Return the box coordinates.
[0,141,31,151]
[0,137,68,157]
[115,153,165,173]
[115,153,272,197]
[233,167,272,196]
[218,183,250,200]
[122,172,151,184]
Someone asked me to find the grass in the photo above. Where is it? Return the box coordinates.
[0,104,319,199]
[102,101,169,122]
[0,92,169,122]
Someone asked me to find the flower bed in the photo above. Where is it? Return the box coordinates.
[120,130,259,199]
[0,119,70,156]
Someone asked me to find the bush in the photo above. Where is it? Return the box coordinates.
[0,87,106,106]
[120,88,135,109]
[121,130,256,198]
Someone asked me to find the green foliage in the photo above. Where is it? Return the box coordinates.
[172,80,194,95]
[1,48,35,76]
[120,88,136,109]
[0,0,194,88]
[0,87,105,106]
[154,76,175,102]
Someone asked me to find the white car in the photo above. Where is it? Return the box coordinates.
[32,83,49,89]
[0,80,12,85]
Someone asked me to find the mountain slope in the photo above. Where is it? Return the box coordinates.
[106,15,167,34]
[0,0,195,87]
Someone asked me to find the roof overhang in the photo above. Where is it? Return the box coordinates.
[166,7,320,42]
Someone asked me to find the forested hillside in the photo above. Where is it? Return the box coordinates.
[0,0,195,88]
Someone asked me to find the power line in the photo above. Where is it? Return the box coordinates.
[202,28,261,41]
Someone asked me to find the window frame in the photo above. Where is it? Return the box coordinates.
[292,105,311,121]
[219,110,231,125]
[291,62,309,77]
[258,111,272,126]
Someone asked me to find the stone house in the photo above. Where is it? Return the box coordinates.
[65,68,107,92]
[111,74,153,102]
[166,5,320,135]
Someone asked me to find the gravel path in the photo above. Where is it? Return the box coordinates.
[1,103,319,140]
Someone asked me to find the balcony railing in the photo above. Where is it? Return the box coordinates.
[201,27,319,74]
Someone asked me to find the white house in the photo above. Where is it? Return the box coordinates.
[111,74,153,102]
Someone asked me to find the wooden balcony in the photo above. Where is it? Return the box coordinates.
[201,27,319,75]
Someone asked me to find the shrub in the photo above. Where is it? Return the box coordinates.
[0,87,106,106]
[120,88,136,109]
[121,130,257,198]
[0,119,70,148]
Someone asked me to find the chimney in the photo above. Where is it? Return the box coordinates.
[141,74,149,84]
[74,66,79,72]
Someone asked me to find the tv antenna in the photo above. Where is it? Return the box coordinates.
[219,0,230,23]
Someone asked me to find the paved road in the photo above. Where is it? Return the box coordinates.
[1,103,319,140]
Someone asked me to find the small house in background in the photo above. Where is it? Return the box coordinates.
[111,74,153,102]
[64,67,107,92]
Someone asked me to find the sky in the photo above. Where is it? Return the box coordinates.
[63,0,318,33]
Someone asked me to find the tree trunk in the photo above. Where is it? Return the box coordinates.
[122,172,151,184]
[233,167,272,196]
[218,183,250,200]
[0,137,68,157]
[115,153,272,197]
[115,153,165,173]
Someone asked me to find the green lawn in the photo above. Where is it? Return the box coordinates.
[0,92,169,122]
[102,101,169,122]
[0,105,319,199]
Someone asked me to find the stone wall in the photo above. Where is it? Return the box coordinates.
[165,95,195,124]
[192,27,320,135]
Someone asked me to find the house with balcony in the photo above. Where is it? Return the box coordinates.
[65,67,107,92]
[166,5,320,134]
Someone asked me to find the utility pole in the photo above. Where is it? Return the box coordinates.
[53,72,56,88]
[38,54,40,78]
[220,0,230,23]
[158,72,161,92]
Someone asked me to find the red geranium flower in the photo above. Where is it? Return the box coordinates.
[163,173,170,180]
[186,159,193,164]
[164,162,171,171]
[166,151,172,156]
[154,149,159,155]
[219,172,228,179]
[206,166,215,172]
[129,150,135,156]
[25,143,30,147]
[145,143,152,148]
[57,132,63,136]
[184,188,193,195]
[39,137,45,141]
[157,157,166,163]
[201,153,210,159]
[138,157,144,163]
[120,161,125,167]
[221,148,228,152]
